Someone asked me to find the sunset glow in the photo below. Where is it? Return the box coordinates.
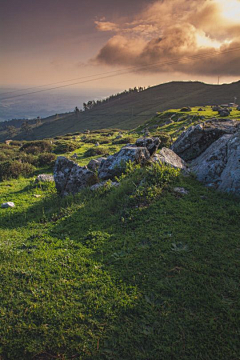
[217,0,240,22]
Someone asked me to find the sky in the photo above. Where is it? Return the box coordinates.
[1,0,240,93]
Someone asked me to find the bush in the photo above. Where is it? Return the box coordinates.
[112,136,135,145]
[83,138,99,144]
[9,140,22,147]
[155,132,171,148]
[99,138,111,144]
[18,154,38,166]
[0,149,16,162]
[38,153,57,167]
[84,147,109,158]
[53,141,80,154]
[0,160,35,181]
[105,162,180,212]
[20,140,53,154]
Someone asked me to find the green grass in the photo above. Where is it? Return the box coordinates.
[0,110,240,359]
[136,106,240,140]
[0,161,239,359]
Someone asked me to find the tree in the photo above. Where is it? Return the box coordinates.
[36,117,42,126]
[6,125,17,138]
[21,121,32,134]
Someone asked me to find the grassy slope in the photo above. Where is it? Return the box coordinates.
[0,170,239,360]
[0,115,240,359]
[1,80,240,142]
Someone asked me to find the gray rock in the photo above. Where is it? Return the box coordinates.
[87,157,106,171]
[54,156,98,196]
[237,105,240,111]
[95,142,100,147]
[171,119,239,161]
[152,148,188,171]
[35,174,54,183]
[218,109,230,117]
[173,187,189,195]
[98,146,150,180]
[1,202,15,208]
[115,134,123,139]
[212,106,221,111]
[135,137,161,156]
[191,133,240,195]
[165,119,174,125]
[180,107,191,112]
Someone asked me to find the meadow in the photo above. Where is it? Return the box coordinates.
[0,107,240,360]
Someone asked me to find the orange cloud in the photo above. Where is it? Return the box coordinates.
[93,0,240,76]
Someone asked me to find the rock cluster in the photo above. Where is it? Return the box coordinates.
[54,157,98,196]
[135,137,161,155]
[191,133,240,195]
[53,120,240,196]
[98,146,150,180]
[171,119,239,161]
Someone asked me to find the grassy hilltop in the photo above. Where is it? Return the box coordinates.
[1,80,240,142]
[0,106,240,360]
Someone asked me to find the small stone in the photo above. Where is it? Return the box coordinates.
[1,202,15,208]
[33,194,41,198]
[173,187,189,195]
[35,174,54,183]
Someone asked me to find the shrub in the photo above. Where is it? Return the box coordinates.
[105,161,180,212]
[155,132,171,148]
[99,138,111,144]
[18,154,38,166]
[9,140,22,146]
[84,138,99,144]
[0,148,17,162]
[53,141,80,154]
[38,153,57,167]
[84,147,109,158]
[20,140,53,154]
[112,136,135,144]
[0,160,35,181]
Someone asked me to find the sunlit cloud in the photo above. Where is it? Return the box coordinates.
[93,0,240,76]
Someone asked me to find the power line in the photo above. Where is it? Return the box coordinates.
[1,46,240,101]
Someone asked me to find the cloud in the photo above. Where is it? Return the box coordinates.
[95,21,119,32]
[93,0,240,76]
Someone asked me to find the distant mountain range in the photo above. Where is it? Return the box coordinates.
[1,80,239,141]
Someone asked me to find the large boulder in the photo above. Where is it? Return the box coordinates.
[191,133,240,195]
[237,105,240,111]
[135,137,161,155]
[54,156,98,196]
[98,146,150,180]
[171,119,239,161]
[152,148,188,171]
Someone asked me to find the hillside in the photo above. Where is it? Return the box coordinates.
[0,116,239,359]
[1,80,240,142]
